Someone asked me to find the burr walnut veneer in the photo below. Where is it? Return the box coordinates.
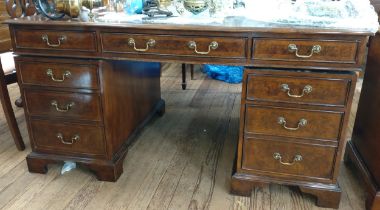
[6,16,372,209]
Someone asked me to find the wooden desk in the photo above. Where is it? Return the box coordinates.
[6,16,371,209]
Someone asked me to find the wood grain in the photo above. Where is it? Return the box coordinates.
[14,29,97,52]
[17,57,100,90]
[246,71,352,107]
[0,64,367,210]
[101,33,248,59]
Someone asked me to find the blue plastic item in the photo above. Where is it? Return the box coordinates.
[124,0,143,14]
[203,65,243,84]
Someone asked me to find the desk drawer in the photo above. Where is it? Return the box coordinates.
[18,59,99,89]
[30,120,106,156]
[101,33,247,59]
[25,90,102,122]
[245,105,343,141]
[245,70,352,106]
[13,29,97,52]
[242,138,336,179]
[253,38,359,65]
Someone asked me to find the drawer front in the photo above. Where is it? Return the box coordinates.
[14,29,97,52]
[18,60,99,89]
[246,72,351,106]
[253,38,359,64]
[242,138,336,179]
[245,105,343,141]
[101,33,247,58]
[25,90,102,122]
[30,120,106,156]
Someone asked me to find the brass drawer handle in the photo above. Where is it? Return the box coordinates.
[128,38,156,52]
[280,84,312,98]
[278,117,307,131]
[273,152,303,166]
[41,34,67,47]
[288,44,321,58]
[56,133,80,145]
[188,41,218,55]
[51,100,75,112]
[46,69,71,82]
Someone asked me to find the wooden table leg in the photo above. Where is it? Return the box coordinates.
[190,64,194,80]
[0,70,24,151]
[182,63,187,90]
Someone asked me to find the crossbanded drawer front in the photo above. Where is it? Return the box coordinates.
[101,33,248,59]
[242,138,336,179]
[25,90,102,122]
[246,73,351,106]
[253,38,359,64]
[244,105,343,141]
[18,60,99,89]
[30,120,106,156]
[13,29,97,52]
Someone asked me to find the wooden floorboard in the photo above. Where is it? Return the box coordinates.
[0,64,366,210]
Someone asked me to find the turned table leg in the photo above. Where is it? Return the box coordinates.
[156,99,165,117]
[190,64,194,80]
[15,96,23,107]
[181,63,187,90]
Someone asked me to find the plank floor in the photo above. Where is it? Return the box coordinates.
[0,64,366,210]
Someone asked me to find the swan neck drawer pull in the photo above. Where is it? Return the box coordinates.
[50,100,75,112]
[188,41,218,55]
[56,133,80,145]
[280,84,313,98]
[273,152,303,166]
[288,44,321,58]
[46,69,71,82]
[41,34,67,47]
[128,38,156,52]
[277,117,307,131]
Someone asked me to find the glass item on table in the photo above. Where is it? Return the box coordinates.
[183,0,208,15]
[208,0,233,17]
[233,0,245,9]
[208,0,220,16]
[158,0,172,9]
[174,0,185,15]
[157,0,173,14]
[82,0,104,16]
[107,0,126,12]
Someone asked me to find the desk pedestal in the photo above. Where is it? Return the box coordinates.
[231,68,358,209]
[18,58,164,182]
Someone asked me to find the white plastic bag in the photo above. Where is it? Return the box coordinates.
[61,161,77,175]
